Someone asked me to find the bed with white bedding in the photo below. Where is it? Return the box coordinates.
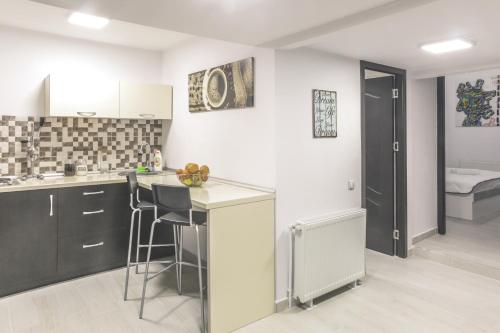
[446,167,500,221]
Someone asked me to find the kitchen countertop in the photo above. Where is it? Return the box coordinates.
[0,172,275,210]
[137,174,275,209]
[0,173,126,193]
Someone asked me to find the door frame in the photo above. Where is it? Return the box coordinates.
[437,76,446,234]
[360,60,408,258]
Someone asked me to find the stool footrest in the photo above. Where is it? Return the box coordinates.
[178,261,207,271]
[131,260,174,266]
[138,244,175,248]
[147,262,177,281]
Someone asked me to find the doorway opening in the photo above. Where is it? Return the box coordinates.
[361,61,407,258]
[414,72,500,281]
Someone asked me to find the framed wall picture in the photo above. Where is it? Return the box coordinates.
[455,78,498,127]
[188,57,254,112]
[312,89,337,138]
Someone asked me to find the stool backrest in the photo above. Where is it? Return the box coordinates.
[126,172,138,194]
[151,184,192,212]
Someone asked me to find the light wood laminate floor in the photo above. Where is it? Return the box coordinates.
[2,251,500,332]
[414,216,500,281]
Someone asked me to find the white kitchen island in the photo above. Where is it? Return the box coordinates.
[138,174,276,333]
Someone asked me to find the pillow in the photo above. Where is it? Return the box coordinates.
[456,168,480,175]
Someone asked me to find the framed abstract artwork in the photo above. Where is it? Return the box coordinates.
[312,89,337,138]
[188,57,254,112]
[456,78,498,127]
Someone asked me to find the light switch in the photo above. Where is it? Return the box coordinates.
[348,180,355,191]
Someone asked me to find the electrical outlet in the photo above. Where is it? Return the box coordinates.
[348,180,355,191]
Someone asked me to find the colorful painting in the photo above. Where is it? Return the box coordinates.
[312,89,337,138]
[188,57,254,112]
[456,79,497,127]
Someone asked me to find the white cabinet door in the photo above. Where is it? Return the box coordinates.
[45,75,119,118]
[119,82,172,120]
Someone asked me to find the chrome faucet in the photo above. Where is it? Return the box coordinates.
[20,123,43,180]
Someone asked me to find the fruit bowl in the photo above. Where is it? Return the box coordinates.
[177,172,209,187]
[176,163,210,187]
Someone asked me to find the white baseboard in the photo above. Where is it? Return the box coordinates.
[275,296,300,312]
[275,297,289,312]
[412,227,438,245]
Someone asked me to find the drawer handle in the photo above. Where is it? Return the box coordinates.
[139,113,155,118]
[83,191,104,196]
[49,194,54,217]
[83,209,104,215]
[77,112,96,117]
[82,242,104,249]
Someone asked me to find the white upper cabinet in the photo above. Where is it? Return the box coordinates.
[119,82,172,120]
[45,76,172,120]
[45,75,119,118]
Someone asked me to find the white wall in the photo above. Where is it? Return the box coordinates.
[161,38,276,188]
[162,44,362,302]
[445,68,500,168]
[407,77,438,241]
[0,26,162,118]
[274,48,362,301]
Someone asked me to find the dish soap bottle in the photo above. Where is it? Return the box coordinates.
[152,149,163,172]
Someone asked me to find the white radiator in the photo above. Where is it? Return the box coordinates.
[289,208,366,305]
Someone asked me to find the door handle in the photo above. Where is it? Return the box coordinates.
[83,191,104,196]
[82,242,104,249]
[77,112,96,117]
[139,114,155,118]
[83,209,104,215]
[49,194,54,217]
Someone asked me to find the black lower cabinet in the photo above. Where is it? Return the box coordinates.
[0,183,175,298]
[58,184,130,237]
[57,184,130,279]
[58,228,129,278]
[0,189,58,297]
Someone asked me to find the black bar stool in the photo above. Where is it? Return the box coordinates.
[123,172,177,301]
[140,183,206,333]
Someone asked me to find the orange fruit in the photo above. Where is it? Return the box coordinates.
[200,165,210,175]
[186,163,199,174]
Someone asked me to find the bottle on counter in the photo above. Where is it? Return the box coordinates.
[152,149,163,172]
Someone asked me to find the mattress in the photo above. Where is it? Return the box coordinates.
[446,168,500,195]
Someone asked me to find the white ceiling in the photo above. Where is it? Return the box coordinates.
[0,0,191,51]
[29,0,396,45]
[308,0,500,77]
[2,0,500,77]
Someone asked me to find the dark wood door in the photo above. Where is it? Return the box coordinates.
[0,189,58,296]
[365,76,395,255]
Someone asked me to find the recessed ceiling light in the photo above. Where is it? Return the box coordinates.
[421,39,473,54]
[68,12,109,30]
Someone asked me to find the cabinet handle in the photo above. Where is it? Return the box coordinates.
[83,191,104,196]
[83,209,104,215]
[82,242,104,249]
[49,194,54,217]
[139,114,155,118]
[77,112,96,117]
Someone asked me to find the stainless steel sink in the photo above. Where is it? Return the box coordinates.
[0,177,20,186]
[117,171,161,176]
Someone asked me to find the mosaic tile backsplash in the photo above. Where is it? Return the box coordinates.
[0,115,163,176]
